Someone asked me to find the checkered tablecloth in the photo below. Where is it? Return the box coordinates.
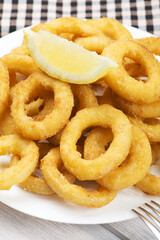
[0,0,160,37]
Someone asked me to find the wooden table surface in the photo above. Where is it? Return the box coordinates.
[0,202,158,240]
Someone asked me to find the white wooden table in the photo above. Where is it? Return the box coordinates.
[0,202,157,240]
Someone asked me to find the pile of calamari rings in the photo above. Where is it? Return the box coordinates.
[1,17,160,207]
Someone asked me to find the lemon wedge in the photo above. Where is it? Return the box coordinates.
[24,29,117,84]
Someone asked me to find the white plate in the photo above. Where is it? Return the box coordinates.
[0,25,160,224]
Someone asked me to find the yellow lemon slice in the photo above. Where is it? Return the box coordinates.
[24,29,117,84]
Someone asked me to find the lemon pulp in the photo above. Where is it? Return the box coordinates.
[24,30,117,84]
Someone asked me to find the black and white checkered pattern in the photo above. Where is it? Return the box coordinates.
[0,0,160,37]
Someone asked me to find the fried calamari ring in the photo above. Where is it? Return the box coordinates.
[0,135,39,190]
[135,37,160,55]
[17,173,54,195]
[18,168,75,195]
[2,55,38,76]
[125,37,160,78]
[60,104,132,180]
[86,18,139,73]
[84,127,159,166]
[48,84,98,146]
[87,18,133,40]
[75,36,112,54]
[39,17,104,38]
[84,125,152,190]
[32,22,75,41]
[84,127,113,160]
[136,142,160,196]
[9,45,30,56]
[0,60,10,117]
[71,84,98,110]
[31,17,111,54]
[136,174,160,196]
[2,54,37,88]
[0,107,17,136]
[97,126,152,190]
[11,71,74,140]
[115,93,160,118]
[0,98,45,136]
[129,117,160,142]
[10,155,54,195]
[10,142,75,195]
[102,40,160,104]
[41,147,117,208]
[10,141,54,195]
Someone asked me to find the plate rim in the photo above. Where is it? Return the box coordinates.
[0,24,159,225]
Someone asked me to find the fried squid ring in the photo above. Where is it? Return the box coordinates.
[48,84,98,146]
[71,84,98,110]
[127,37,160,78]
[2,54,39,88]
[87,18,133,41]
[41,147,117,208]
[136,142,160,196]
[32,22,75,41]
[102,40,160,104]
[84,127,113,160]
[75,36,112,54]
[2,55,38,76]
[0,98,44,136]
[84,127,159,166]
[9,45,30,56]
[0,60,10,117]
[60,104,132,180]
[87,18,139,72]
[0,107,17,136]
[136,174,160,196]
[10,142,75,195]
[135,37,160,55]
[84,125,152,190]
[129,117,160,142]
[18,173,54,195]
[18,168,75,195]
[32,17,110,54]
[11,71,74,140]
[97,126,152,190]
[38,17,104,38]
[10,155,54,195]
[115,93,160,118]
[0,135,39,190]
[10,141,54,195]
